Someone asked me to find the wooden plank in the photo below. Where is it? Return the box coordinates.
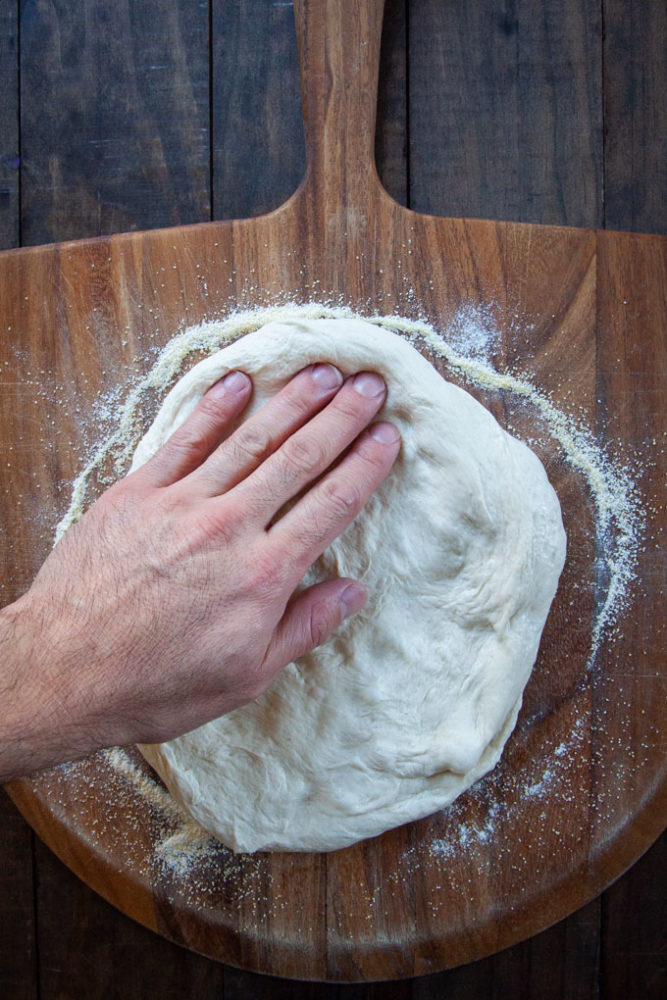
[0,792,37,1000]
[0,0,19,249]
[0,6,37,1000]
[223,966,413,999]
[412,960,492,998]
[211,0,305,220]
[603,0,667,234]
[408,0,603,226]
[19,0,210,246]
[600,834,666,1000]
[375,0,408,206]
[524,898,600,1000]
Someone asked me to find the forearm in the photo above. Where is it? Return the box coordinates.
[0,594,93,783]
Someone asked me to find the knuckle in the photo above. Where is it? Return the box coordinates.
[165,424,204,457]
[281,434,325,479]
[100,479,143,522]
[230,422,273,467]
[196,502,241,547]
[333,393,369,422]
[197,391,232,424]
[247,551,285,599]
[357,436,389,471]
[308,599,334,649]
[282,383,320,420]
[319,477,363,520]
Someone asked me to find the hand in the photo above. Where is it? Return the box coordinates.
[0,363,400,781]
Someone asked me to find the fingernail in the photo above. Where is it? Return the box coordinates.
[339,582,366,621]
[311,363,343,390]
[369,421,400,444]
[353,371,385,397]
[223,370,250,393]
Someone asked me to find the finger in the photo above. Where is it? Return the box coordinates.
[192,363,344,496]
[268,421,401,574]
[262,578,366,677]
[139,371,252,488]
[232,371,388,523]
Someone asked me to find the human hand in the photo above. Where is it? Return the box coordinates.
[0,363,400,780]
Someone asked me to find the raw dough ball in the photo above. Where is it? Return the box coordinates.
[133,317,566,853]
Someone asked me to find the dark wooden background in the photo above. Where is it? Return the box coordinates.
[1,0,665,996]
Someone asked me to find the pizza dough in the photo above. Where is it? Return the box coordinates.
[132,317,567,853]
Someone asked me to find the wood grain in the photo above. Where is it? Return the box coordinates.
[408,0,603,226]
[0,0,18,248]
[0,793,37,1000]
[600,832,667,999]
[0,10,37,998]
[211,0,305,220]
[375,0,408,207]
[603,0,667,232]
[0,0,665,990]
[19,0,210,244]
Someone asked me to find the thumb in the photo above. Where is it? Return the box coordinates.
[263,578,366,676]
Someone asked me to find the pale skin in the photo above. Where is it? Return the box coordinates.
[0,363,400,784]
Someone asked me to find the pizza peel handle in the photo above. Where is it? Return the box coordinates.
[292,0,387,221]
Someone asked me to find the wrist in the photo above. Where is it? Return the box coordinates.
[0,592,97,782]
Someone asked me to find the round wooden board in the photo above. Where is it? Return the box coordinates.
[6,302,666,979]
[2,0,665,983]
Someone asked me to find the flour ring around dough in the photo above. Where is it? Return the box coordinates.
[133,317,567,853]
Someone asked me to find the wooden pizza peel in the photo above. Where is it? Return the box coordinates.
[1,0,665,982]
